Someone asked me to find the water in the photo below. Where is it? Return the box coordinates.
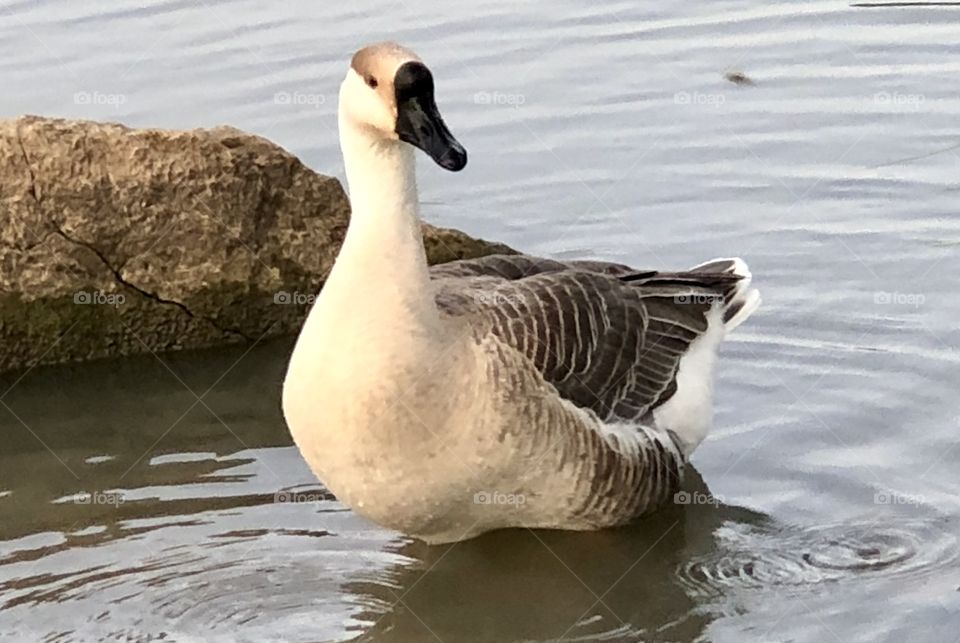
[2,0,960,640]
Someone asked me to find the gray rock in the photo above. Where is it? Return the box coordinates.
[0,116,513,373]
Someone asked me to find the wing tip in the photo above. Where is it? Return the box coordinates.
[693,257,759,332]
[723,288,761,332]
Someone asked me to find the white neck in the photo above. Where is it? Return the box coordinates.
[337,118,429,287]
[282,73,465,455]
[305,113,440,348]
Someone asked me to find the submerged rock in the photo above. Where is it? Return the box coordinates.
[0,116,512,373]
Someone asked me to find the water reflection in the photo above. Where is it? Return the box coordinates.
[348,469,766,642]
[3,459,770,642]
[0,339,293,542]
[347,467,958,642]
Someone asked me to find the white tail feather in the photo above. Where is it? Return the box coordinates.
[725,288,761,332]
[721,257,760,333]
[653,257,760,454]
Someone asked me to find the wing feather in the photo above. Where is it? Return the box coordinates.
[432,254,739,423]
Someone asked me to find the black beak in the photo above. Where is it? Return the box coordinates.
[394,62,467,172]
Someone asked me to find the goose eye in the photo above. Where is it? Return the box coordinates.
[365,76,378,89]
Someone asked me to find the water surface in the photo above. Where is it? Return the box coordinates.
[2,1,960,641]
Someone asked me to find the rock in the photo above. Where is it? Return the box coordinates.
[0,116,513,374]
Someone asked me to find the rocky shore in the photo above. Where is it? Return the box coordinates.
[0,116,511,373]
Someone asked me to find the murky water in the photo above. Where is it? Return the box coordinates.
[2,0,960,641]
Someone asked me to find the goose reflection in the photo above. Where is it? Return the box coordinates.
[342,467,959,643]
[346,468,771,643]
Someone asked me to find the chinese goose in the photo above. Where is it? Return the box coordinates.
[282,42,760,544]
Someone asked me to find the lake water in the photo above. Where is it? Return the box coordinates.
[2,0,960,641]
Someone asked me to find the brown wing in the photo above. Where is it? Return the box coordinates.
[432,254,741,423]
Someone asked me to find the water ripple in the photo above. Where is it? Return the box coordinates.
[678,519,958,596]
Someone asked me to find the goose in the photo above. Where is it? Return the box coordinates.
[282,42,761,544]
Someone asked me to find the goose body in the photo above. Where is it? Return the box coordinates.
[282,43,760,544]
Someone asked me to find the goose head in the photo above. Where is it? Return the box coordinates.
[340,42,467,171]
